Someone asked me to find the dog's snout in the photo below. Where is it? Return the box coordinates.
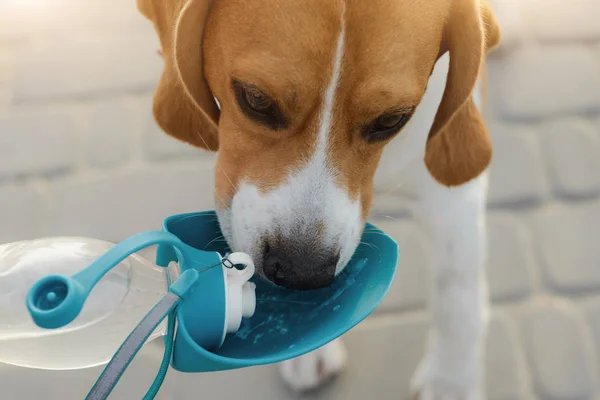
[263,241,338,290]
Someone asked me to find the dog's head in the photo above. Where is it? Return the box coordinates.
[138,0,499,290]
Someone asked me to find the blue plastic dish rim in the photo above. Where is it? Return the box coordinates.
[163,211,399,367]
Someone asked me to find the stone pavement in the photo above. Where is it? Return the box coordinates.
[1,0,600,399]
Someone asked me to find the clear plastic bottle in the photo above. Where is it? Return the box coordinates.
[0,237,177,370]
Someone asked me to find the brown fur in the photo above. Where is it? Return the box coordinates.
[137,0,220,150]
[425,0,501,186]
[137,0,500,214]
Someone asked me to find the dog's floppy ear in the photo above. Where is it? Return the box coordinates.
[424,0,500,186]
[137,0,219,151]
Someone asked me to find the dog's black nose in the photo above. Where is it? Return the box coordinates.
[263,241,338,290]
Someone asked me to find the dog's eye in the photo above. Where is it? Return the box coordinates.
[243,87,273,112]
[375,114,406,129]
[363,110,414,143]
[232,80,286,130]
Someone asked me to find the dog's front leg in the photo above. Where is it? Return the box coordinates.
[411,169,490,400]
[279,338,348,392]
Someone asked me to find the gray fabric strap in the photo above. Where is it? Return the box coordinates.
[85,292,180,400]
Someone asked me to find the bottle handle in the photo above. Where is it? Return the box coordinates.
[26,231,190,330]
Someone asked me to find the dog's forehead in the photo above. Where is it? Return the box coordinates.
[209,0,448,91]
[211,0,342,57]
[344,0,448,71]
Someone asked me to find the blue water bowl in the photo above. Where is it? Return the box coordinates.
[156,211,399,373]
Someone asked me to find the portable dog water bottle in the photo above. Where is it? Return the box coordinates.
[1,211,398,398]
[0,227,255,370]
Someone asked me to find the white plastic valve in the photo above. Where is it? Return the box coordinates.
[223,253,257,334]
[242,282,257,317]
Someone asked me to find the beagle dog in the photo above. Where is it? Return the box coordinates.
[137,0,500,398]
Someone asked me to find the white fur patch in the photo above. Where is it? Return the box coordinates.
[408,71,489,400]
[217,5,361,276]
[410,173,489,400]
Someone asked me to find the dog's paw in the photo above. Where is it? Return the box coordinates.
[279,339,348,393]
[410,353,483,400]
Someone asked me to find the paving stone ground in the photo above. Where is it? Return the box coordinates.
[1,0,600,399]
